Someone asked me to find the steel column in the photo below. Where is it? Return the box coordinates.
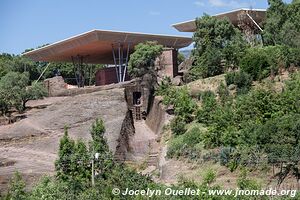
[111,42,131,83]
[123,43,130,82]
[111,45,119,82]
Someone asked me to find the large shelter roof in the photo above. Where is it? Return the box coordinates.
[172,8,266,32]
[23,29,192,64]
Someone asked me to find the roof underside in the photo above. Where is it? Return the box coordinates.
[172,9,266,32]
[23,30,192,64]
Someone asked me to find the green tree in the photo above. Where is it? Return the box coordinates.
[0,72,47,114]
[5,172,27,200]
[0,72,29,115]
[89,119,113,179]
[128,41,163,78]
[30,177,74,200]
[263,0,300,48]
[20,83,48,111]
[55,127,90,193]
[189,14,247,80]
[55,127,76,182]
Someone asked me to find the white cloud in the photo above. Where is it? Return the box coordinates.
[195,0,254,9]
[209,0,227,7]
[194,1,205,7]
[149,11,160,16]
[226,0,253,8]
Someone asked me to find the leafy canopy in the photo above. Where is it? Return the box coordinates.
[128,41,163,78]
[188,14,247,80]
[0,72,47,114]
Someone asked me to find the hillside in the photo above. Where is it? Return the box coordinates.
[0,88,127,191]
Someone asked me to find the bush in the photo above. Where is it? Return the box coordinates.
[287,47,300,67]
[196,91,217,124]
[225,71,252,93]
[155,76,172,96]
[237,169,260,190]
[170,116,187,136]
[161,86,197,123]
[253,114,300,163]
[167,123,205,159]
[217,82,230,103]
[202,169,216,185]
[239,45,293,81]
[219,147,235,166]
[239,48,270,81]
[5,172,27,200]
[197,90,215,101]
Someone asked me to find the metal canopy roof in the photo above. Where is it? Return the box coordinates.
[172,8,266,32]
[23,29,192,64]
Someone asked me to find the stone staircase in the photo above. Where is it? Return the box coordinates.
[147,139,160,167]
[132,106,141,121]
[114,120,161,170]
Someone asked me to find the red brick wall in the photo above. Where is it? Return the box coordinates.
[95,67,130,86]
[155,48,178,78]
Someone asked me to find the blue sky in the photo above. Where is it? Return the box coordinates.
[0,0,291,54]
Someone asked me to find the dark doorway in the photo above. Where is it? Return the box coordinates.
[133,92,142,105]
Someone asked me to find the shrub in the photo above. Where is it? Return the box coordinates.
[287,47,300,67]
[217,82,230,103]
[5,172,27,200]
[240,48,270,81]
[225,71,252,93]
[161,86,197,123]
[196,91,217,124]
[202,169,216,185]
[173,87,197,122]
[237,169,260,190]
[254,114,300,163]
[155,76,172,96]
[30,177,74,200]
[167,124,204,159]
[239,45,293,81]
[197,90,215,101]
[170,116,187,136]
[219,147,235,166]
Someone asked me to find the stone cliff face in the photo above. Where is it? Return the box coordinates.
[0,88,128,191]
[0,83,169,191]
[114,110,135,162]
[145,96,166,135]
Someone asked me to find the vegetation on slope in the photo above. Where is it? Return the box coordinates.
[1,119,274,200]
[156,0,300,191]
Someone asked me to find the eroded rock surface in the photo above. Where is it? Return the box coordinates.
[0,88,127,191]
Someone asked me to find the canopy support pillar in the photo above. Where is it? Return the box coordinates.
[111,43,131,83]
[72,55,87,88]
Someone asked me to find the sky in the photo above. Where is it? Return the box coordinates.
[0,0,291,54]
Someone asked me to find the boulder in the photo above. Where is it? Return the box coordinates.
[172,76,182,86]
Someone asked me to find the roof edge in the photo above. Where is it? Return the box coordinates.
[171,8,266,28]
[23,29,192,56]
